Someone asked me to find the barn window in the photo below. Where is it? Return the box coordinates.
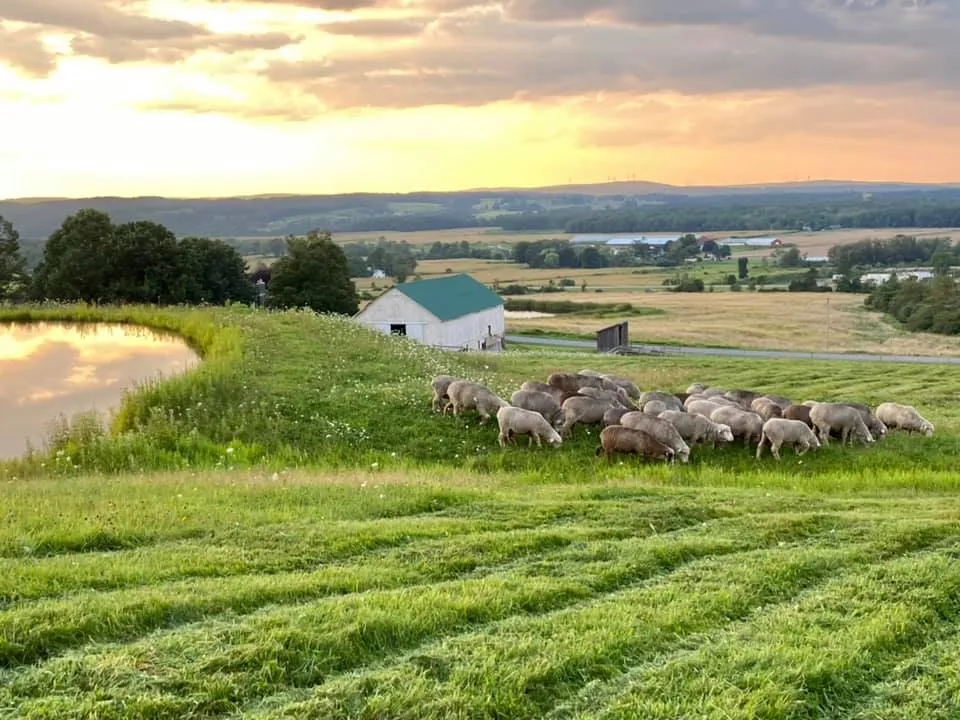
[389,324,407,336]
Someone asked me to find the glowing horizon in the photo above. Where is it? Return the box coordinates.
[4,1,960,199]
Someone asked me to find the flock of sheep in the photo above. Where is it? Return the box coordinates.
[430,371,935,463]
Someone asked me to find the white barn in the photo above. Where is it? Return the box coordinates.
[353,273,505,351]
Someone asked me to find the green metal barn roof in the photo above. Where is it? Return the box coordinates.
[395,273,503,322]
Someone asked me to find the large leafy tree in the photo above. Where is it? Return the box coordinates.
[178,237,255,305]
[267,231,358,314]
[0,215,28,301]
[108,221,182,303]
[31,209,114,301]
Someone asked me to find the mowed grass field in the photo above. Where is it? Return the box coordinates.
[2,306,960,718]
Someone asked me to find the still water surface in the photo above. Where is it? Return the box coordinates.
[0,322,200,460]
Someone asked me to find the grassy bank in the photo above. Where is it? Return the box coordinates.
[2,303,958,491]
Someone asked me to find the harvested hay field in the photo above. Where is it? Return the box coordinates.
[506,291,960,357]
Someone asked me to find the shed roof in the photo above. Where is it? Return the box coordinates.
[394,273,503,322]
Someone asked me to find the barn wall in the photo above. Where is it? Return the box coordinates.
[429,305,505,350]
[353,290,436,339]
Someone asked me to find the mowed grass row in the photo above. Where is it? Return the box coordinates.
[3,475,960,718]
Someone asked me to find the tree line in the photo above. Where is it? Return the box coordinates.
[828,235,959,275]
[0,211,359,315]
[865,273,960,335]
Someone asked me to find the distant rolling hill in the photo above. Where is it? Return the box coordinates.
[5,180,960,239]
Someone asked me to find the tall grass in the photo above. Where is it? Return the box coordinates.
[1,303,958,491]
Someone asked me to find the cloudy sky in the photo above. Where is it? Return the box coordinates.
[3,0,960,198]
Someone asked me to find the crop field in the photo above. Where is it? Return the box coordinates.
[1,305,960,718]
[505,291,960,357]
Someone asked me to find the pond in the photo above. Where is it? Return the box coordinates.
[0,322,200,460]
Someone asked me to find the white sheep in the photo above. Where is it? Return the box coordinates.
[875,402,935,437]
[430,374,459,413]
[619,411,691,463]
[510,389,565,428]
[444,380,508,424]
[658,410,734,448]
[558,396,610,437]
[709,406,764,447]
[808,403,874,446]
[497,406,563,448]
[756,418,820,460]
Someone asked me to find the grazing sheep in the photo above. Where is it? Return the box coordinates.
[510,390,565,428]
[751,397,784,421]
[597,425,675,463]
[430,374,459,413]
[783,404,814,428]
[709,406,764,447]
[558,396,610,437]
[603,375,641,400]
[809,403,874,446]
[444,380,509,424]
[643,400,669,415]
[702,387,727,398]
[841,402,887,439]
[658,410,734,448]
[548,372,604,394]
[497,406,563,448]
[578,387,637,410]
[686,399,726,419]
[764,394,794,409]
[603,406,631,427]
[725,389,761,410]
[521,380,566,403]
[686,383,708,395]
[756,418,821,460]
[619,412,691,463]
[639,391,684,411]
[875,402,935,436]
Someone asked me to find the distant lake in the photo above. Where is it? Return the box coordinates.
[0,322,200,460]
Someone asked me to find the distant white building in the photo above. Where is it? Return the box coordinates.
[860,270,933,285]
[370,269,387,279]
[353,273,505,352]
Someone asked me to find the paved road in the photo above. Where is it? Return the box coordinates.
[505,334,960,366]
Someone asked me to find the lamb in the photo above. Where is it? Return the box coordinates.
[510,390,565,428]
[701,387,727,398]
[750,397,784,421]
[597,425,675,463]
[603,406,631,427]
[430,374,459,413]
[783,404,814,428]
[658,410,734,448]
[619,412,691,463]
[809,403,874,446]
[875,402,935,436]
[443,380,509,424]
[709,406,764,447]
[756,418,821,460]
[643,400,669,415]
[558,396,610,437]
[725,389,761,410]
[497,406,563,448]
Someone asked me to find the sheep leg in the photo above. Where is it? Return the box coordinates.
[497,432,507,448]
[797,443,809,457]
[771,441,781,461]
[533,434,542,448]
[841,426,851,445]
[756,433,767,460]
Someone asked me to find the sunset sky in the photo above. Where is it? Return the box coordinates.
[3,0,960,198]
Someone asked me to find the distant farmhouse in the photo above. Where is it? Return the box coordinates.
[354,274,505,352]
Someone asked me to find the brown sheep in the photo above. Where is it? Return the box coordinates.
[603,406,631,427]
[783,404,814,428]
[597,425,675,463]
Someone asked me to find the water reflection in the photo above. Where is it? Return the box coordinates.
[0,322,200,460]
